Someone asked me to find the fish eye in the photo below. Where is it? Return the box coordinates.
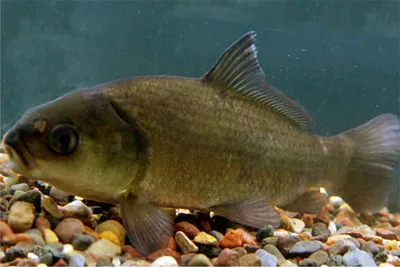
[48,125,78,155]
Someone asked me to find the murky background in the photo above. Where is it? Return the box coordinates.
[1,1,399,210]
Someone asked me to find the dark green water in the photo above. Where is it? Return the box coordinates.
[1,1,399,210]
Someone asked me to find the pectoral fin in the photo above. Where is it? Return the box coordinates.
[211,198,281,228]
[119,193,173,255]
[281,188,328,214]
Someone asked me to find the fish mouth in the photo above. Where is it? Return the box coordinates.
[2,142,36,172]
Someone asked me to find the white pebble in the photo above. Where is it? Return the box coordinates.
[62,244,74,255]
[112,257,121,267]
[27,252,40,262]
[150,256,179,267]
[328,220,337,234]
[37,264,48,267]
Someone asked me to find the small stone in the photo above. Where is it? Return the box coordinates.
[188,254,213,266]
[193,231,218,246]
[175,221,200,239]
[10,190,41,213]
[277,235,300,257]
[238,253,262,266]
[100,230,120,246]
[219,229,243,248]
[299,232,312,240]
[86,239,121,258]
[49,187,71,203]
[10,183,29,192]
[329,196,344,208]
[311,234,328,243]
[290,218,305,233]
[315,206,330,225]
[301,214,314,228]
[328,220,337,235]
[312,222,330,236]
[43,228,59,244]
[289,240,324,256]
[175,231,198,254]
[326,234,352,245]
[343,246,377,266]
[121,245,145,259]
[60,200,92,218]
[232,247,247,257]
[260,249,280,263]
[8,201,35,232]
[329,239,356,256]
[41,195,63,218]
[239,229,257,245]
[150,256,178,267]
[243,244,262,253]
[197,245,221,258]
[147,248,181,263]
[54,218,85,243]
[376,228,398,240]
[39,252,53,266]
[69,251,86,267]
[71,233,95,251]
[95,220,126,246]
[209,230,224,242]
[35,217,51,230]
[327,255,343,266]
[256,249,277,267]
[256,225,274,241]
[5,246,25,261]
[261,237,279,246]
[181,253,197,266]
[299,259,320,266]
[308,250,329,265]
[273,229,290,237]
[214,248,240,266]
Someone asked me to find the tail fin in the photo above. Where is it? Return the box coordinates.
[334,114,400,212]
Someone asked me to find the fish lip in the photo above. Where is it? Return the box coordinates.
[3,142,35,170]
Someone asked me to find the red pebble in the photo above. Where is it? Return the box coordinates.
[199,220,211,233]
[219,229,243,248]
[122,245,146,259]
[54,259,68,266]
[35,217,51,230]
[175,221,200,239]
[375,228,398,240]
[301,214,314,228]
[167,236,178,251]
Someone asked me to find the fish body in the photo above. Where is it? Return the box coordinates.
[3,32,400,254]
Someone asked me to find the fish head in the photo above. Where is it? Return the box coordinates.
[2,89,141,202]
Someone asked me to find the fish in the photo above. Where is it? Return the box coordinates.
[2,31,400,254]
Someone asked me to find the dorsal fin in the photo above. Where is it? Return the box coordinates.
[202,31,315,132]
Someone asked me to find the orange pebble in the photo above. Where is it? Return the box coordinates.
[99,230,120,246]
[219,229,243,248]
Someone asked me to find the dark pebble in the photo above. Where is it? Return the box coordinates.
[289,241,324,257]
[299,259,320,266]
[5,246,26,262]
[211,215,233,234]
[10,190,42,213]
[361,241,380,256]
[312,222,330,236]
[277,235,300,257]
[374,251,389,265]
[30,245,50,257]
[243,244,262,253]
[45,243,64,259]
[197,245,221,258]
[209,230,224,242]
[0,188,13,197]
[311,234,328,243]
[256,225,274,242]
[71,233,95,251]
[40,252,54,266]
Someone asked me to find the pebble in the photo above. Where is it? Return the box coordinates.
[150,256,179,267]
[219,229,243,248]
[261,236,279,246]
[312,222,331,236]
[239,228,257,245]
[376,228,398,240]
[329,239,356,256]
[343,246,377,266]
[68,251,86,267]
[86,239,121,259]
[54,218,85,243]
[327,255,344,265]
[147,247,181,263]
[5,246,25,261]
[256,249,278,267]
[43,228,59,244]
[10,190,41,213]
[8,201,36,232]
[180,253,197,266]
[277,235,300,257]
[100,230,121,246]
[60,200,92,218]
[193,231,218,246]
[188,254,213,266]
[209,230,224,242]
[307,249,329,265]
[49,187,71,203]
[214,248,240,266]
[262,244,284,260]
[41,195,64,218]
[39,252,53,266]
[10,183,29,192]
[71,233,95,251]
[36,216,52,230]
[95,220,126,246]
[232,247,247,257]
[256,225,275,241]
[289,240,325,256]
[175,231,198,253]
[175,221,200,239]
[290,218,305,233]
[197,245,221,258]
[238,253,262,266]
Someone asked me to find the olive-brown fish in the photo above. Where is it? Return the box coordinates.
[3,32,400,254]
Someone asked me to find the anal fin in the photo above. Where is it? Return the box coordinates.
[211,198,281,228]
[120,193,173,255]
[281,188,328,214]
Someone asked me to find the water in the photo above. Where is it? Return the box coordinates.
[1,1,399,210]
